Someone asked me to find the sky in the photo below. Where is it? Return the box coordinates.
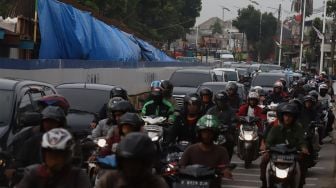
[196,0,325,25]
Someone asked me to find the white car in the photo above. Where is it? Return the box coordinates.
[213,68,239,82]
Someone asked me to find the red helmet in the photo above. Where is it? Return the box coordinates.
[38,95,70,114]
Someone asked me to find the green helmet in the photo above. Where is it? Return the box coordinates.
[196,115,220,133]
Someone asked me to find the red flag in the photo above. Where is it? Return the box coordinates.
[294,14,302,23]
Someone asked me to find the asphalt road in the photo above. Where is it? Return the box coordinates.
[222,139,336,188]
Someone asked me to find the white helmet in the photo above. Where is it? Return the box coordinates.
[319,84,328,92]
[248,92,259,100]
[42,128,74,151]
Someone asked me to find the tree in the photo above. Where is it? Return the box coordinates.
[306,18,322,68]
[210,18,223,34]
[327,0,336,73]
[233,5,277,62]
[0,0,12,17]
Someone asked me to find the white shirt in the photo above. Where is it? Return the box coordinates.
[318,94,332,108]
[247,106,255,117]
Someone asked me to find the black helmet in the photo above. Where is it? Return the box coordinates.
[199,88,213,98]
[303,84,313,93]
[184,93,201,106]
[41,106,66,125]
[214,91,229,105]
[118,112,144,130]
[289,98,303,112]
[110,87,128,100]
[111,101,135,113]
[309,90,319,101]
[297,79,305,86]
[116,133,156,162]
[278,103,299,121]
[303,95,316,103]
[226,82,238,93]
[160,80,173,97]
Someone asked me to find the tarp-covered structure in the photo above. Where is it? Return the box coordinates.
[38,0,175,62]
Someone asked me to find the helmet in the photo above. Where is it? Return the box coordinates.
[298,79,305,86]
[278,103,299,120]
[160,80,173,97]
[226,82,238,93]
[41,106,66,125]
[309,90,319,101]
[303,84,313,93]
[41,128,74,152]
[289,98,303,112]
[199,88,213,98]
[184,93,201,106]
[116,132,156,161]
[110,87,128,100]
[110,101,135,113]
[319,84,328,92]
[303,95,316,103]
[150,80,161,89]
[118,112,144,130]
[107,97,126,112]
[151,87,163,102]
[38,95,70,114]
[248,91,259,100]
[279,78,287,87]
[273,81,283,88]
[196,115,219,133]
[214,91,229,103]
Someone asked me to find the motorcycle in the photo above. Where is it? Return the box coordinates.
[86,138,116,186]
[266,144,301,188]
[266,103,279,124]
[237,116,260,168]
[304,121,322,168]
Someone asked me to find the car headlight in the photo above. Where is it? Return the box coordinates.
[275,167,289,179]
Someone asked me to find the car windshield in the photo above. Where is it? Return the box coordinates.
[0,90,13,126]
[57,88,110,113]
[170,72,212,87]
[259,65,282,72]
[224,71,238,81]
[252,75,286,87]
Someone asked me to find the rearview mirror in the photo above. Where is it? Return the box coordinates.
[19,112,42,127]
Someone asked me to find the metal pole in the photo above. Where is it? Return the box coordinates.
[33,0,38,43]
[258,11,262,62]
[222,8,225,21]
[319,0,328,74]
[299,0,307,71]
[195,26,199,49]
[278,10,284,66]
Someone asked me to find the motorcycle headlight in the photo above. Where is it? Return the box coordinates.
[151,136,159,142]
[97,139,107,148]
[275,167,289,179]
[243,131,254,141]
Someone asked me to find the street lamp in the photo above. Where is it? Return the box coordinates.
[249,0,262,62]
[220,6,231,21]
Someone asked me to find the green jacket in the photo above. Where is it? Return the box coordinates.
[266,122,307,150]
[141,99,176,122]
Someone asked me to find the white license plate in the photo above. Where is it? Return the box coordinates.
[173,180,210,188]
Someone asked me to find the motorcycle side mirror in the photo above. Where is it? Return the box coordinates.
[19,112,42,127]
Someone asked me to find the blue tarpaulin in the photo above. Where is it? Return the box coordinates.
[38,0,175,62]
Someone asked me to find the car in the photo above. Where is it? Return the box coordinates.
[250,64,283,73]
[56,83,116,138]
[0,78,57,150]
[169,68,217,108]
[251,72,289,93]
[197,82,247,102]
[213,68,239,82]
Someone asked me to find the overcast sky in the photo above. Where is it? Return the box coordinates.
[196,0,325,25]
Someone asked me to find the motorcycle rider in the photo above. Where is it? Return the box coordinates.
[266,81,288,104]
[237,92,266,132]
[199,88,215,115]
[141,87,175,123]
[91,87,128,128]
[179,115,232,184]
[260,103,309,188]
[91,98,135,139]
[298,95,320,128]
[15,106,67,168]
[318,84,335,135]
[279,78,289,93]
[16,128,91,188]
[226,82,242,111]
[96,133,169,188]
[290,79,306,98]
[168,93,203,144]
[160,80,177,107]
[207,91,236,160]
[100,112,144,156]
[251,86,267,105]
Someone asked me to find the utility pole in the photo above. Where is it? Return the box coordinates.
[319,0,327,74]
[276,4,282,64]
[278,4,284,66]
[299,0,307,71]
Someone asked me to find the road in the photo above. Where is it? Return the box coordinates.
[222,141,336,188]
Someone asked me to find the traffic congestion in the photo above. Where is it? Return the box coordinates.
[0,64,334,188]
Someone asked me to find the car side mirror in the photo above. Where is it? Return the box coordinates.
[19,112,42,127]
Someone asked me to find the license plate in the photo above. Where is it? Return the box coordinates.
[173,180,210,188]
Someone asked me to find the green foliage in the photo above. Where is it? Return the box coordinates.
[327,0,336,19]
[210,18,223,34]
[233,5,277,62]
[0,0,12,17]
[78,0,202,44]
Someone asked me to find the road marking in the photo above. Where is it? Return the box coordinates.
[311,166,326,170]
[305,184,317,187]
[306,177,319,181]
[222,185,258,188]
[222,179,260,183]
[232,173,259,177]
[235,167,260,171]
